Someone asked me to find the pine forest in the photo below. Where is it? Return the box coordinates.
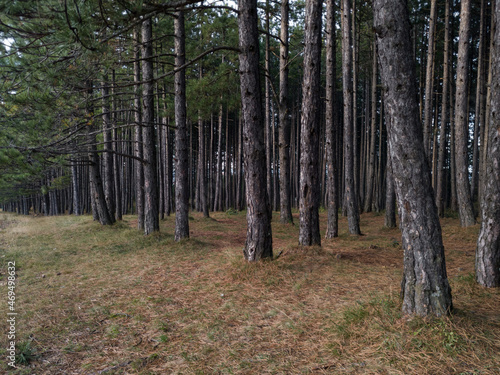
[0,0,500,373]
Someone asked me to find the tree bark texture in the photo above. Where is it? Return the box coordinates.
[299,0,323,246]
[238,0,273,260]
[476,0,500,288]
[141,18,159,235]
[325,0,338,238]
[278,0,293,224]
[374,0,453,316]
[341,0,361,235]
[174,11,190,241]
[454,0,476,227]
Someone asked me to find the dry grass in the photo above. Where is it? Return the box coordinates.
[0,210,499,374]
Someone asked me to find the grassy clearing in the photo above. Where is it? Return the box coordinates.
[0,211,499,374]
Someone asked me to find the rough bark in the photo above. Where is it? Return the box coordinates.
[342,0,361,235]
[174,11,190,241]
[325,0,338,238]
[374,0,453,316]
[141,18,159,235]
[298,0,323,246]
[278,0,293,224]
[385,139,396,228]
[454,0,476,227]
[238,0,273,260]
[476,0,500,288]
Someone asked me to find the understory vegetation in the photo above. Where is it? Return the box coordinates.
[0,211,499,374]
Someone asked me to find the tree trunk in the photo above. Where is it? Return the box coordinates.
[454,0,476,227]
[385,139,396,228]
[374,0,453,316]
[112,70,122,220]
[325,0,338,238]
[423,0,437,161]
[298,0,323,246]
[141,18,159,235]
[174,11,190,241]
[278,0,293,224]
[471,0,486,202]
[238,0,273,260]
[436,0,451,217]
[364,40,377,213]
[342,0,361,235]
[198,114,209,218]
[265,1,273,209]
[476,0,500,288]
[133,27,144,230]
[214,103,223,211]
[102,76,116,220]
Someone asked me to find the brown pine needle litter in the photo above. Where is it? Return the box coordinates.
[0,211,499,374]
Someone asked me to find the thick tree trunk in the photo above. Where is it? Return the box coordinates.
[174,11,190,241]
[342,0,361,235]
[325,0,338,238]
[299,0,323,246]
[436,0,451,217]
[238,0,273,260]
[141,18,159,235]
[265,1,273,209]
[374,0,453,316]
[133,27,144,230]
[278,0,293,224]
[454,0,476,227]
[476,0,500,288]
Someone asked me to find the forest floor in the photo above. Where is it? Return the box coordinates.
[0,210,499,374]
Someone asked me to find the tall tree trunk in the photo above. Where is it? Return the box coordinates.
[454,0,476,226]
[471,0,486,202]
[141,18,159,235]
[278,0,293,224]
[342,0,361,235]
[265,0,273,209]
[174,11,190,241]
[423,0,437,161]
[86,83,113,226]
[476,0,500,288]
[374,0,453,316]
[299,0,323,246]
[198,114,209,217]
[364,40,377,213]
[102,76,116,220]
[133,27,144,229]
[214,103,223,211]
[325,0,338,238]
[112,70,122,220]
[238,0,273,260]
[436,0,451,217]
